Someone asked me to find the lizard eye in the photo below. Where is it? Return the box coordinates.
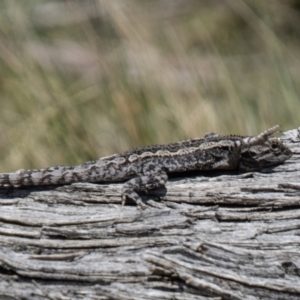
[270,143,280,151]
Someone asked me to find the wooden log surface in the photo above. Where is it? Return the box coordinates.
[1,127,300,299]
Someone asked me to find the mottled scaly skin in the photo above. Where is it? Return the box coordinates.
[0,125,292,208]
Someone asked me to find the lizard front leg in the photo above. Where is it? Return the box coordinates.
[122,164,168,209]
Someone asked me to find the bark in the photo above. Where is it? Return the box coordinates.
[0,127,300,300]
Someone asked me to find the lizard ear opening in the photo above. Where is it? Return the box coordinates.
[240,150,258,159]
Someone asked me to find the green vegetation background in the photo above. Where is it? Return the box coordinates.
[0,0,299,171]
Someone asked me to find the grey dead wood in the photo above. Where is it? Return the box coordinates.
[0,128,299,299]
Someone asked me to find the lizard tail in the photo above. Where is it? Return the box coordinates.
[0,166,87,187]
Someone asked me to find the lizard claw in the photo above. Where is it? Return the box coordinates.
[121,191,148,210]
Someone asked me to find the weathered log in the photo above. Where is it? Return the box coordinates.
[0,128,300,299]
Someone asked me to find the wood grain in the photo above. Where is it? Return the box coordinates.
[0,127,299,299]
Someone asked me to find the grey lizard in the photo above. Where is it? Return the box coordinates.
[0,125,292,208]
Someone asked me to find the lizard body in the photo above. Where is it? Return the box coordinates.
[0,125,292,208]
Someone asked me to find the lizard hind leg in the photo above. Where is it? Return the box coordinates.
[121,166,168,209]
[242,125,280,147]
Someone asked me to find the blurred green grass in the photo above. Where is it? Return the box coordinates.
[0,0,299,171]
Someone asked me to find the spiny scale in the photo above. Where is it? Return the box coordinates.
[0,125,292,209]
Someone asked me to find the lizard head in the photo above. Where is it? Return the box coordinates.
[239,138,292,171]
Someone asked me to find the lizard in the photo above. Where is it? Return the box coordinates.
[0,125,292,209]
